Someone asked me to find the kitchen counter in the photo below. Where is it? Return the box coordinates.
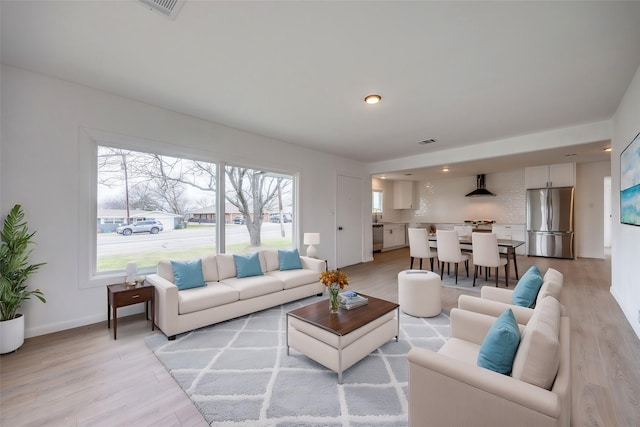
[372,223,408,252]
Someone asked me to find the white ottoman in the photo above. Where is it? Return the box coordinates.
[398,270,442,317]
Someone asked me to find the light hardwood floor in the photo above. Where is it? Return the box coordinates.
[2,249,639,426]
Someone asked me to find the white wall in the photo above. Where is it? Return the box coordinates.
[611,62,640,338]
[0,65,368,338]
[575,161,610,259]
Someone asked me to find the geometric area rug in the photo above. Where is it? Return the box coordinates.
[144,295,450,426]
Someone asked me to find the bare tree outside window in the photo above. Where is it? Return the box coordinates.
[95,145,295,273]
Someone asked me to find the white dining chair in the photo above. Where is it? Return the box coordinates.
[453,224,474,256]
[471,232,509,287]
[408,228,438,271]
[435,230,469,284]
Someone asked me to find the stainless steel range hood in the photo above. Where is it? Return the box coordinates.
[465,174,496,197]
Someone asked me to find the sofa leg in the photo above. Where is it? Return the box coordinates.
[168,335,176,341]
[317,293,323,296]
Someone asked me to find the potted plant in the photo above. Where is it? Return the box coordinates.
[0,204,46,354]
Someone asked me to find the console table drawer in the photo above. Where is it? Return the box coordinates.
[112,286,153,307]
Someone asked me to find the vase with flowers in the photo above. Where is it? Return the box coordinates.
[320,269,349,313]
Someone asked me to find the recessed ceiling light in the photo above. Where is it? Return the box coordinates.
[442,167,449,172]
[604,147,612,152]
[364,94,381,104]
[380,175,387,179]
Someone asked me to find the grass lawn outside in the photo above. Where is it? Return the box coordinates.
[97,238,293,271]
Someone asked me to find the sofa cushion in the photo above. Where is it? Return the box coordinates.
[543,267,563,285]
[178,282,240,315]
[220,275,283,299]
[260,249,280,272]
[216,254,237,280]
[477,309,521,374]
[278,248,303,271]
[512,296,561,390]
[267,268,319,290]
[201,255,219,282]
[233,252,264,278]
[536,278,563,305]
[536,269,563,305]
[512,270,544,308]
[170,259,206,290]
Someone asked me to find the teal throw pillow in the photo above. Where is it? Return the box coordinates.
[171,259,206,290]
[278,248,303,271]
[233,252,264,278]
[525,265,542,278]
[477,309,521,374]
[512,268,544,307]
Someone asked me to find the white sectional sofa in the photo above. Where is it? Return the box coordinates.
[146,250,326,339]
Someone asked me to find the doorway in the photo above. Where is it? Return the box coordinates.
[604,176,612,248]
[336,175,363,268]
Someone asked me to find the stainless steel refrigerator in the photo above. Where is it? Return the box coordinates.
[526,187,574,259]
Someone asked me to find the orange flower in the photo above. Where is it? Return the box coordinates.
[320,269,349,289]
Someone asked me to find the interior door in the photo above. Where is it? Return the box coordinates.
[336,175,363,268]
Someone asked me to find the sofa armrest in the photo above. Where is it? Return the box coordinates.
[145,273,179,337]
[449,308,499,345]
[300,256,326,274]
[480,286,515,304]
[458,295,535,325]
[408,347,562,426]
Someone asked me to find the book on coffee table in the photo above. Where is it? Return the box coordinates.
[339,292,368,310]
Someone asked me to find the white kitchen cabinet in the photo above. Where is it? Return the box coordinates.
[393,180,415,209]
[492,224,526,255]
[525,163,575,188]
[383,223,406,250]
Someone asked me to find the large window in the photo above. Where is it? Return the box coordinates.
[88,139,297,284]
[96,146,217,273]
[372,189,383,222]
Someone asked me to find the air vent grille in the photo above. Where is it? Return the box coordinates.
[418,138,437,145]
[139,0,185,19]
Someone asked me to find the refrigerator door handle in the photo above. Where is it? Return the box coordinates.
[546,190,553,231]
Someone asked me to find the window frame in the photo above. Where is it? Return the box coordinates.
[78,127,300,289]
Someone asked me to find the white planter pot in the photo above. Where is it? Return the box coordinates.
[0,314,25,354]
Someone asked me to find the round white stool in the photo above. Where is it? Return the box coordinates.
[397,270,442,317]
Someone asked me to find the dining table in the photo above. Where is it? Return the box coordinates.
[428,235,526,280]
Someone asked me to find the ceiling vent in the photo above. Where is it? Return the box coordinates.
[465,174,496,197]
[139,0,185,20]
[418,138,437,145]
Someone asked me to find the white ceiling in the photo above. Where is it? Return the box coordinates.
[2,1,639,175]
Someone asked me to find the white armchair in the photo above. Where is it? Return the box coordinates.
[408,297,570,427]
[458,267,563,325]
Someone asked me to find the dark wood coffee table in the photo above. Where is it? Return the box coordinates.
[286,294,399,383]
